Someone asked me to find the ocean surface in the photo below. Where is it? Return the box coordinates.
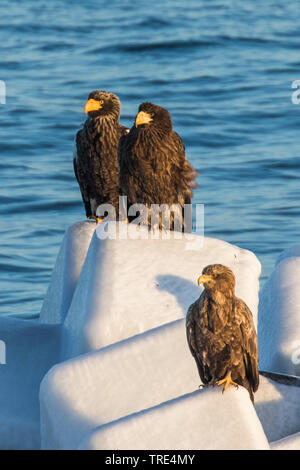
[1,0,300,318]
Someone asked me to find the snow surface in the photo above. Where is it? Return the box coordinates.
[0,221,263,449]
[40,319,201,449]
[0,221,95,449]
[254,375,300,443]
[258,246,300,376]
[0,317,61,449]
[271,431,300,450]
[40,325,300,449]
[60,221,261,360]
[78,388,270,451]
[40,221,95,324]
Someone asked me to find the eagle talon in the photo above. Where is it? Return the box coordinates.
[217,371,239,393]
[199,381,214,389]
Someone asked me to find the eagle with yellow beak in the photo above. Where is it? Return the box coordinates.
[74,90,129,222]
[186,264,259,403]
[118,102,198,231]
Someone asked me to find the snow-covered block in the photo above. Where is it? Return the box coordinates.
[61,222,261,359]
[254,372,300,443]
[41,309,263,450]
[40,221,95,324]
[0,317,61,449]
[258,247,300,376]
[0,221,94,450]
[40,319,200,449]
[78,388,269,450]
[275,244,300,265]
[0,219,260,450]
[0,221,95,450]
[271,432,300,450]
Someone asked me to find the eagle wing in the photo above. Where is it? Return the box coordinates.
[186,298,212,384]
[118,133,128,194]
[171,131,199,204]
[118,132,128,177]
[118,130,138,200]
[73,131,92,218]
[235,297,259,393]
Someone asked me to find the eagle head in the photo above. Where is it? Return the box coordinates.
[84,90,121,121]
[135,102,172,135]
[197,264,236,298]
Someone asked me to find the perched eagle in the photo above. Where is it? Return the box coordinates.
[74,90,129,222]
[118,102,198,231]
[186,264,259,403]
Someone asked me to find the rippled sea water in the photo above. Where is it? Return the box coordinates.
[1,0,300,318]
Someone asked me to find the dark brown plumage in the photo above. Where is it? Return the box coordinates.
[74,90,129,220]
[118,102,198,231]
[186,264,259,403]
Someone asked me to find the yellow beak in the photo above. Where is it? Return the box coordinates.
[84,99,103,114]
[135,111,153,127]
[197,274,214,286]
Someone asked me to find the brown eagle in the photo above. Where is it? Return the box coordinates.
[186,264,259,403]
[118,102,198,231]
[74,90,129,222]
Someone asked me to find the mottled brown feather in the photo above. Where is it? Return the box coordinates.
[118,102,198,230]
[74,91,128,218]
[186,264,259,403]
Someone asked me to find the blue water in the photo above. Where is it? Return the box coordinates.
[1,0,300,318]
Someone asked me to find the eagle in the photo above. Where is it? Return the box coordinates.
[118,102,198,231]
[186,264,259,403]
[73,90,129,222]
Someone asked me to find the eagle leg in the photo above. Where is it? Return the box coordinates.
[217,371,239,393]
[88,216,103,225]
